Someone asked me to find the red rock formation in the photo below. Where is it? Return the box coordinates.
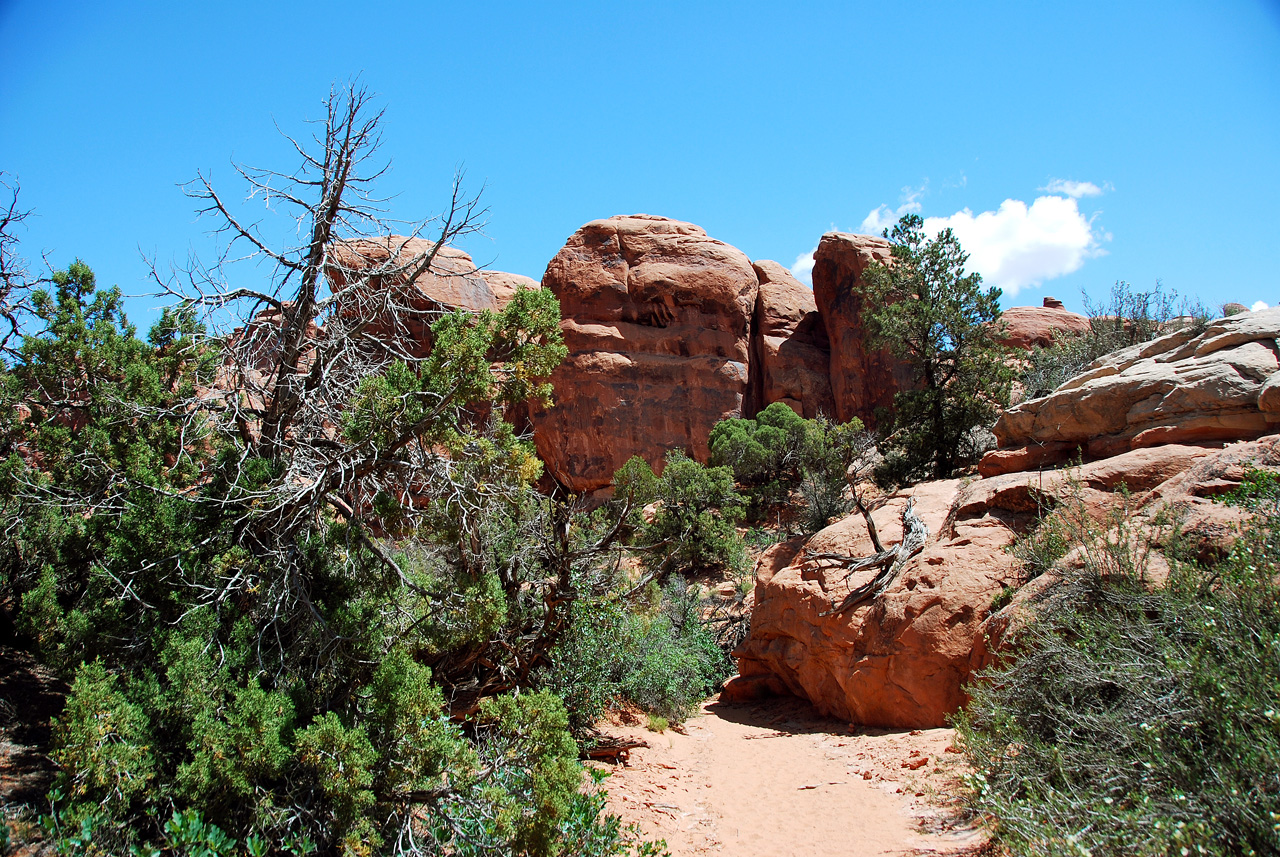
[327,237,511,358]
[735,435,1280,727]
[983,308,1280,476]
[810,232,912,428]
[531,215,759,493]
[735,478,1018,728]
[999,305,1091,351]
[748,260,834,418]
[480,270,540,309]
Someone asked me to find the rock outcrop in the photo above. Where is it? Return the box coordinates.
[810,232,911,428]
[748,260,834,418]
[327,237,528,358]
[733,479,1019,728]
[980,435,1280,651]
[999,303,1091,350]
[982,308,1280,476]
[531,215,759,493]
[480,270,540,309]
[734,434,1280,728]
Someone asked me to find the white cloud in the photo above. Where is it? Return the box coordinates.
[791,247,817,287]
[847,178,1108,295]
[858,183,925,236]
[1040,178,1106,198]
[1252,300,1270,312]
[921,195,1104,296]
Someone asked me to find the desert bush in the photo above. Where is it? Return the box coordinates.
[798,465,848,534]
[708,402,812,517]
[709,405,871,532]
[1005,475,1161,586]
[959,470,1280,857]
[0,259,665,856]
[1020,280,1215,401]
[618,452,748,580]
[541,576,731,729]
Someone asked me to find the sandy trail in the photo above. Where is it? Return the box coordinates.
[595,694,983,857]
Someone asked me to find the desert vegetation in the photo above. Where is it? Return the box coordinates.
[1,83,1275,857]
[958,471,1280,856]
[0,88,734,857]
[1018,279,1212,402]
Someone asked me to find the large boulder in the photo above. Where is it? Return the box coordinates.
[733,479,1019,727]
[999,303,1091,351]
[748,260,835,419]
[810,232,911,428]
[982,308,1280,476]
[733,435,1279,727]
[531,215,759,493]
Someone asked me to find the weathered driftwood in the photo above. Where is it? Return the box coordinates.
[582,736,649,765]
[807,497,929,616]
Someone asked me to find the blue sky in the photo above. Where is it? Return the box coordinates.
[2,0,1277,327]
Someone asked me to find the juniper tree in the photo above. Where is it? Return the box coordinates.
[862,214,1013,483]
[0,86,669,857]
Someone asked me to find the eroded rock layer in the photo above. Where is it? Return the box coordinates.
[982,308,1280,476]
[531,215,759,493]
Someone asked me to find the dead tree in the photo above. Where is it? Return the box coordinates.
[0,174,39,361]
[808,496,928,616]
[142,83,591,694]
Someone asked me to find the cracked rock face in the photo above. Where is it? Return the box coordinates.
[981,308,1280,477]
[810,232,911,429]
[748,260,835,419]
[531,215,759,493]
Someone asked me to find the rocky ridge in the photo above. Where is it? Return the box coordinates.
[729,309,1280,727]
[982,307,1280,476]
[330,219,1096,493]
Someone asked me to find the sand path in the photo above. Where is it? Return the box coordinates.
[596,694,983,857]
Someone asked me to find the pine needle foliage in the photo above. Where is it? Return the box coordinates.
[861,214,1013,484]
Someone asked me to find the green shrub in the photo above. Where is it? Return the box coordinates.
[709,405,869,531]
[958,472,1280,857]
[621,452,747,579]
[543,577,732,729]
[708,402,811,516]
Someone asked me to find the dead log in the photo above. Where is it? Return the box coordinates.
[581,735,649,765]
[807,497,928,616]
